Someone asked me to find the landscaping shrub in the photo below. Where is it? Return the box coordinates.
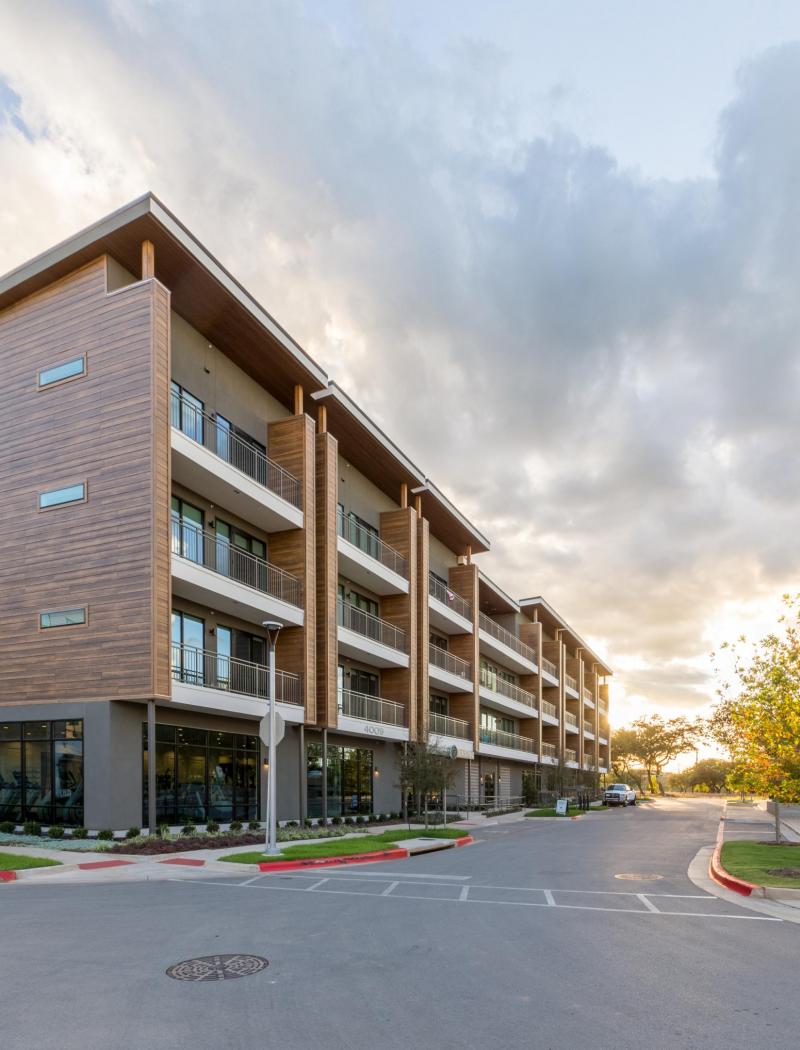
[206,820,220,834]
[181,824,197,837]
[345,816,356,826]
[22,820,41,836]
[97,828,115,840]
[331,815,342,825]
[47,826,65,839]
[317,818,327,827]
[356,815,367,824]
[285,820,299,828]
[0,821,16,834]
[157,822,171,838]
[229,820,243,832]
[248,821,260,831]
[70,827,88,839]
[303,817,313,828]
[126,827,140,839]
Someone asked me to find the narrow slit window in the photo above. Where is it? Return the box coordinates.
[39,607,87,630]
[38,483,86,510]
[37,356,86,389]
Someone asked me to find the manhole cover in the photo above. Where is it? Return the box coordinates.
[614,873,664,881]
[166,954,268,982]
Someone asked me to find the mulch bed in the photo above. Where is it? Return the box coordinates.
[767,868,800,878]
[110,832,266,854]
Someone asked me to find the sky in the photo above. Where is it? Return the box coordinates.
[2,1,800,732]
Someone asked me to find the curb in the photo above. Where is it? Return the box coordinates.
[709,843,763,897]
[254,834,474,873]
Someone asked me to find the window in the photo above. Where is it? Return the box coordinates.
[38,482,86,510]
[39,607,87,630]
[171,497,205,564]
[142,723,259,824]
[349,668,379,696]
[171,381,204,443]
[430,632,448,651]
[171,611,205,683]
[37,355,86,389]
[430,694,449,716]
[0,720,83,825]
[350,590,379,617]
[215,518,268,589]
[307,743,373,817]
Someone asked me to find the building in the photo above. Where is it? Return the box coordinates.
[0,194,611,831]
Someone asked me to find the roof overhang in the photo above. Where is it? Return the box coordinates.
[478,571,519,616]
[520,596,613,675]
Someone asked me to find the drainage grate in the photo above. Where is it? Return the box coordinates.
[614,873,664,881]
[166,954,268,982]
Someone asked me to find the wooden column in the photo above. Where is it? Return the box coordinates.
[141,240,155,279]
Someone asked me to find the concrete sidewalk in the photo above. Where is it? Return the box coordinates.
[722,801,800,844]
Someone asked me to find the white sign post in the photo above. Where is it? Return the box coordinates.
[555,798,568,816]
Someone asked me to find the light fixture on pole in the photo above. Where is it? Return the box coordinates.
[261,620,283,856]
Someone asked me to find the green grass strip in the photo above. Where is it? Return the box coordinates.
[0,851,62,871]
[221,827,466,865]
[721,841,800,888]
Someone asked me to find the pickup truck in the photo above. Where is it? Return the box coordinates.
[603,783,637,806]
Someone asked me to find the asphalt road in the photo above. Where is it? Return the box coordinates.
[3,797,798,1050]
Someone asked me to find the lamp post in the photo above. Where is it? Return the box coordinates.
[262,620,283,855]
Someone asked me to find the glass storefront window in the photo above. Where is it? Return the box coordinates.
[0,720,84,826]
[306,743,372,817]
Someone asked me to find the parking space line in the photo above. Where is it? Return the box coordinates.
[637,894,660,913]
[306,878,329,891]
[381,881,399,897]
[459,885,469,901]
[544,889,556,907]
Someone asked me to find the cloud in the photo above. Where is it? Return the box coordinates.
[1,4,799,721]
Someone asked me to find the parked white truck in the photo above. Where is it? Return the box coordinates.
[603,783,637,806]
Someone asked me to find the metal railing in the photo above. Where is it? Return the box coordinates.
[429,644,472,681]
[479,665,537,710]
[565,672,578,692]
[564,711,579,729]
[540,741,557,759]
[598,702,608,716]
[583,687,594,704]
[565,748,577,763]
[541,655,558,679]
[479,728,536,754]
[171,643,302,704]
[478,613,537,665]
[171,390,301,508]
[599,734,608,744]
[540,698,558,720]
[337,600,407,653]
[584,759,596,771]
[339,688,405,727]
[171,519,302,607]
[428,573,472,621]
[584,720,595,736]
[337,509,407,578]
[429,711,471,740]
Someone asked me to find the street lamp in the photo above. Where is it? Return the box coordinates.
[262,620,283,855]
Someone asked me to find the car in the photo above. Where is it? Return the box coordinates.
[603,783,637,806]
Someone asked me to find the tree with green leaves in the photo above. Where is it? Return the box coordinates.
[629,715,698,794]
[710,595,800,841]
[397,741,457,828]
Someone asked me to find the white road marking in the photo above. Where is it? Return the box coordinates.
[240,873,270,886]
[260,870,471,881]
[459,885,470,901]
[306,878,329,891]
[381,881,399,897]
[544,889,556,907]
[637,894,660,913]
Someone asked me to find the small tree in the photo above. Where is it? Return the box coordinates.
[397,742,457,829]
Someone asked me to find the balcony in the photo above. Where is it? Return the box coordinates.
[479,665,538,719]
[564,672,579,699]
[338,688,409,742]
[584,758,596,771]
[337,600,409,669]
[336,510,408,596]
[583,687,595,708]
[540,741,557,764]
[478,613,538,675]
[599,702,608,716]
[170,643,303,720]
[540,698,559,726]
[564,711,579,734]
[429,644,472,693]
[428,573,473,635]
[599,733,608,745]
[171,391,303,532]
[565,747,578,768]
[540,654,559,686]
[429,711,471,740]
[583,720,595,739]
[171,519,303,628]
[478,727,538,764]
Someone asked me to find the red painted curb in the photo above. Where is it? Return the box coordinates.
[257,848,409,872]
[77,859,136,870]
[160,857,206,866]
[709,844,760,896]
[454,835,474,846]
[0,870,17,882]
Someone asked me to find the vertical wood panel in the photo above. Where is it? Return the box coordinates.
[315,431,338,726]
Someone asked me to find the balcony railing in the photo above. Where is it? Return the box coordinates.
[541,699,557,720]
[171,519,302,607]
[337,600,407,653]
[541,655,558,679]
[479,665,537,710]
[171,643,302,704]
[599,702,608,716]
[540,741,557,759]
[428,573,472,621]
[339,688,405,727]
[584,759,596,771]
[429,644,472,681]
[479,728,536,754]
[429,711,471,740]
[584,720,595,735]
[565,672,578,692]
[565,747,577,763]
[337,509,407,578]
[478,613,537,665]
[564,711,578,729]
[583,687,594,704]
[171,390,301,508]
